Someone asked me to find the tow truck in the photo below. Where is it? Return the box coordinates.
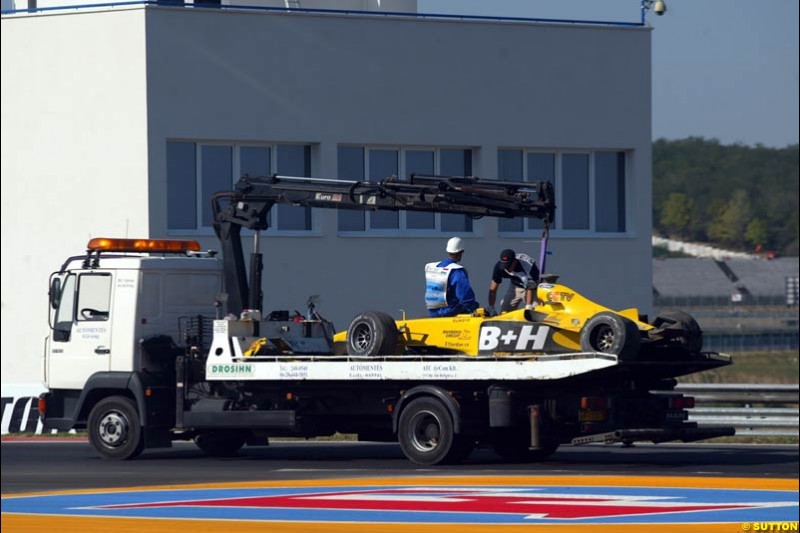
[39,173,734,465]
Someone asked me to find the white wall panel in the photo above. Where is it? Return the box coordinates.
[1,9,149,384]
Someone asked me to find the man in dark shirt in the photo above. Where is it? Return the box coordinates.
[486,248,540,315]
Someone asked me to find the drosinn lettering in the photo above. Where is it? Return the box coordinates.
[211,364,253,374]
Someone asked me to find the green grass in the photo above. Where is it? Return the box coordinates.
[680,350,799,384]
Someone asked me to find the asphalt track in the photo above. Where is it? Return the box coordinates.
[2,441,798,532]
[2,440,797,493]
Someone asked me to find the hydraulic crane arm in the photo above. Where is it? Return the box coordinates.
[212,174,555,316]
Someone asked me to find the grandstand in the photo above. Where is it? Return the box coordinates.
[652,257,799,351]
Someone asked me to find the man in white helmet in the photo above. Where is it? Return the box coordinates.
[424,237,479,317]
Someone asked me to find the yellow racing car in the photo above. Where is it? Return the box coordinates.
[335,275,703,363]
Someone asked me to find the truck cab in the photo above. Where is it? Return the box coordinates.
[43,239,220,440]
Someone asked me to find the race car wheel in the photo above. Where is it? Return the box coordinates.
[347,311,398,356]
[194,430,248,457]
[580,312,641,361]
[651,311,703,353]
[87,396,144,460]
[398,397,457,465]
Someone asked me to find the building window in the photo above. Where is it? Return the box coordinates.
[337,146,366,232]
[369,149,400,230]
[166,141,313,232]
[497,149,524,233]
[200,145,233,228]
[562,153,590,230]
[497,149,627,235]
[439,149,473,233]
[337,146,474,234]
[594,151,626,232]
[405,150,436,230]
[166,142,196,231]
[276,145,312,231]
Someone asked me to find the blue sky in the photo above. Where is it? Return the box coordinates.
[419,0,799,148]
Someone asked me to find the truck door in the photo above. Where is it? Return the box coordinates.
[48,272,114,390]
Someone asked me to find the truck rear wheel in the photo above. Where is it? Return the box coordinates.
[87,396,144,460]
[347,311,398,356]
[398,397,460,465]
[580,312,641,361]
[194,430,248,457]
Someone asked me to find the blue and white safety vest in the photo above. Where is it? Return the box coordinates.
[424,261,464,310]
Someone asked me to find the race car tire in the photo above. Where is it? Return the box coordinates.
[87,396,144,460]
[580,312,641,361]
[194,430,248,457]
[651,311,703,353]
[491,428,559,463]
[398,397,457,465]
[346,311,399,356]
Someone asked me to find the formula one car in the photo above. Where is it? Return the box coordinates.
[334,274,705,366]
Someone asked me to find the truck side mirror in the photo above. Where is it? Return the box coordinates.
[49,278,62,310]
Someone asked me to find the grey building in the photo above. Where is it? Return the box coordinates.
[1,3,653,384]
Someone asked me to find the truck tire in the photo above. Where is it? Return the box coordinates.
[447,436,476,463]
[347,311,398,356]
[398,397,459,465]
[580,312,641,361]
[651,311,703,353]
[87,396,144,460]
[491,428,559,462]
[194,430,248,457]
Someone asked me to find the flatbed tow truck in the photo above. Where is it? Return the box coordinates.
[39,173,734,465]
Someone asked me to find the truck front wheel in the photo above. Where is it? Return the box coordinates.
[87,396,144,460]
[398,397,460,465]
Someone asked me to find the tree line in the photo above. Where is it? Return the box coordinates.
[653,137,799,256]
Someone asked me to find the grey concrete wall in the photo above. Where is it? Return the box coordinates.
[145,7,653,331]
[0,6,652,385]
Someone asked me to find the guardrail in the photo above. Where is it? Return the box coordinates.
[675,383,799,437]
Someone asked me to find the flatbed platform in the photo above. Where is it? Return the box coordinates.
[207,352,619,381]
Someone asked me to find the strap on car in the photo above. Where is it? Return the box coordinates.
[538,222,551,275]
